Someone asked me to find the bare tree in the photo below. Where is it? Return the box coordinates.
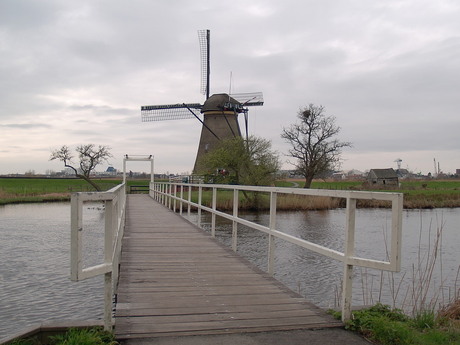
[281,104,352,188]
[50,144,112,191]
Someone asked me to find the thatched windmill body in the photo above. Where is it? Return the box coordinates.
[141,30,263,172]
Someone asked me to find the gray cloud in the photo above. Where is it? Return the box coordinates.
[0,0,459,174]
[0,123,52,129]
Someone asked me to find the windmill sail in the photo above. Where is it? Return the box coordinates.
[141,103,202,122]
[198,29,210,99]
[230,92,264,107]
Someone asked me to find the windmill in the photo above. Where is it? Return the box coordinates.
[141,30,264,172]
[394,158,402,170]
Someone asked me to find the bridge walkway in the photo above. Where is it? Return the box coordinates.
[114,194,342,340]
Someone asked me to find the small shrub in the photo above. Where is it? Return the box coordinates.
[411,309,437,330]
[344,303,460,345]
[414,329,455,344]
[50,328,118,345]
[327,309,342,320]
[9,338,41,345]
[371,318,415,345]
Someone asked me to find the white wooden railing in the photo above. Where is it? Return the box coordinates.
[70,183,126,330]
[150,182,403,321]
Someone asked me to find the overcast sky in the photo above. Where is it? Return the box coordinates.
[1,0,459,176]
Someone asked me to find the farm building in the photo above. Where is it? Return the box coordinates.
[367,168,399,186]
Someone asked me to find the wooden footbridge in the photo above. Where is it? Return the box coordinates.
[114,194,341,340]
[70,177,402,341]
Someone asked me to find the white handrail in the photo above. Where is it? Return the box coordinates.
[70,183,127,331]
[150,182,403,322]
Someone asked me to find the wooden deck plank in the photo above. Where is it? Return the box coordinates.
[116,316,330,334]
[116,302,317,317]
[114,194,341,339]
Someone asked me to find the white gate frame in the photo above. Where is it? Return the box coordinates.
[70,183,126,330]
[151,182,403,322]
[122,154,154,184]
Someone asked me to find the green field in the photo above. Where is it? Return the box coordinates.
[1,177,459,208]
[275,179,460,209]
[0,177,149,205]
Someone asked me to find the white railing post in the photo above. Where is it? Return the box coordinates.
[168,184,172,210]
[341,197,356,322]
[268,191,277,276]
[70,193,83,282]
[111,188,125,294]
[149,182,155,201]
[104,272,112,331]
[211,187,217,237]
[391,193,404,271]
[180,185,184,215]
[165,184,168,208]
[187,185,192,217]
[198,186,202,228]
[150,158,154,184]
[160,183,163,203]
[232,188,239,252]
[104,198,116,331]
[105,200,115,265]
[173,184,177,212]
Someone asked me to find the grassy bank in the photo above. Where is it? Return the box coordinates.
[275,179,460,209]
[7,327,118,345]
[1,178,459,209]
[330,303,460,345]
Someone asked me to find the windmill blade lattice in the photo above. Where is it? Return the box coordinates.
[198,29,210,99]
[230,92,264,107]
[141,103,202,122]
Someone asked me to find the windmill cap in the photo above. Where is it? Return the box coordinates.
[201,93,244,113]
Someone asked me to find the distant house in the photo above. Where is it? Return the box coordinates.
[105,166,117,176]
[367,168,399,186]
[346,169,366,180]
[332,171,346,180]
[396,168,409,178]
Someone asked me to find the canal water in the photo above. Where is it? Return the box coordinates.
[0,202,105,339]
[0,202,459,339]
